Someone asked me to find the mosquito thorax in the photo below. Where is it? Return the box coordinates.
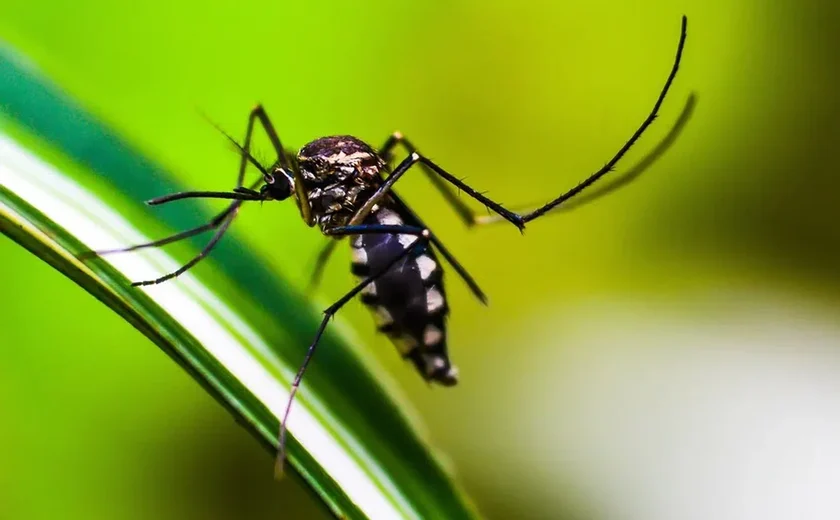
[297,135,387,229]
[297,135,385,183]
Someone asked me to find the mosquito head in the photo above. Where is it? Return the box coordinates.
[260,165,294,201]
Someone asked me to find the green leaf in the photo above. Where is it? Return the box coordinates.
[0,45,479,520]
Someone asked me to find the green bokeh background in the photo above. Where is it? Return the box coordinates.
[2,1,839,519]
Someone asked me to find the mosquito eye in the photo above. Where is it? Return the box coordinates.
[278,180,292,198]
[270,175,292,199]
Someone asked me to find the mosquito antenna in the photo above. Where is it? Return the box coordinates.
[198,109,272,178]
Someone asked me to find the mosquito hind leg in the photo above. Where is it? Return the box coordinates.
[371,16,688,230]
[379,132,479,227]
[471,92,698,225]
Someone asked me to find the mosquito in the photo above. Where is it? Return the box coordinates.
[83,16,688,475]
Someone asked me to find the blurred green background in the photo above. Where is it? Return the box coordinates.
[3,1,840,519]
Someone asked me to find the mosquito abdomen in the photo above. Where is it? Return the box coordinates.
[350,206,458,386]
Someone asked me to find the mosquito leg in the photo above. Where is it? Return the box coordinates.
[114,105,286,270]
[81,205,238,259]
[426,234,485,303]
[131,207,239,287]
[144,104,278,217]
[517,16,687,224]
[326,224,426,236]
[275,229,429,476]
[380,90,695,227]
[472,91,698,225]
[82,104,284,274]
[307,188,488,300]
[329,224,486,303]
[84,106,275,261]
[226,104,289,187]
[231,104,315,224]
[347,149,522,230]
[378,132,478,227]
[370,16,687,230]
[202,103,292,186]
[372,174,487,304]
